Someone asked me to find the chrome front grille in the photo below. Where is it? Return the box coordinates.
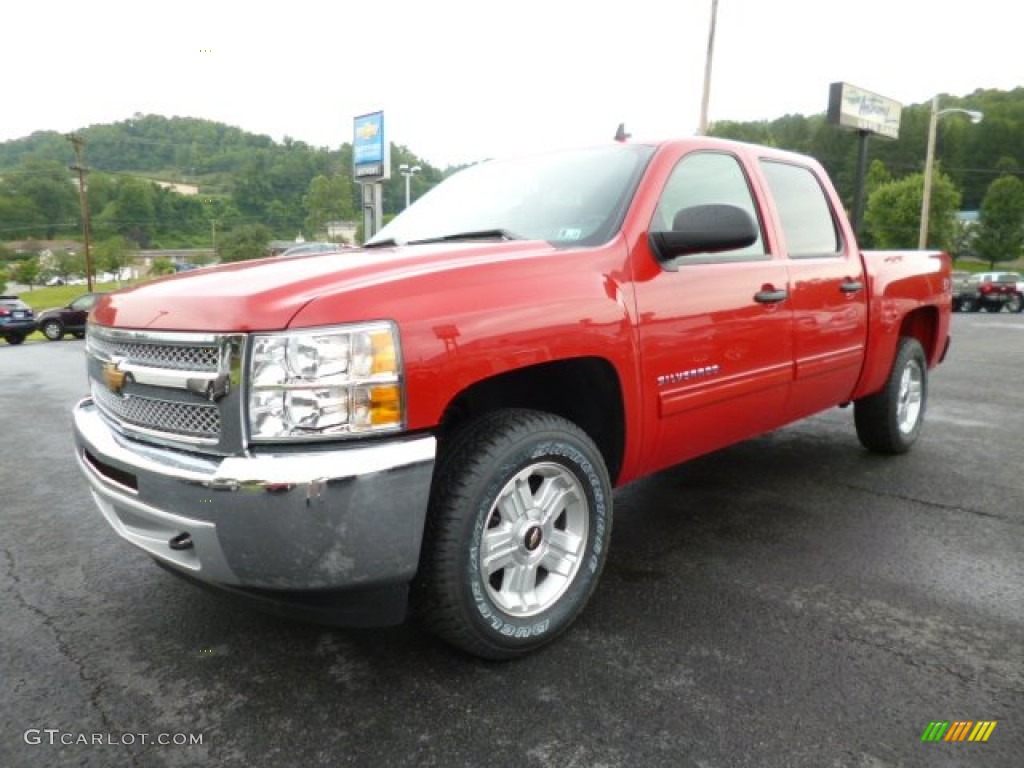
[87,334,220,371]
[85,325,246,453]
[91,382,220,439]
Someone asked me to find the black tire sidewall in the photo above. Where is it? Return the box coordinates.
[414,410,617,659]
[893,340,927,447]
[43,320,63,340]
[855,337,928,454]
[460,436,610,650]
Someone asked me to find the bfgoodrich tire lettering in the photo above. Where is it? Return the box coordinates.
[854,337,927,454]
[415,409,612,659]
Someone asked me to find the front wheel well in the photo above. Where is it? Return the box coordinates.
[436,358,626,484]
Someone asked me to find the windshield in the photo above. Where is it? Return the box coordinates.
[368,144,655,248]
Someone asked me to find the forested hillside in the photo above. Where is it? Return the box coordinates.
[0,114,446,249]
[1,88,1022,261]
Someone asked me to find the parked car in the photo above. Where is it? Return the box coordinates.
[0,295,37,345]
[36,292,106,341]
[975,271,1023,313]
[952,272,1023,313]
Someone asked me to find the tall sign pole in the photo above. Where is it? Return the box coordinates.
[353,112,389,241]
[697,0,719,135]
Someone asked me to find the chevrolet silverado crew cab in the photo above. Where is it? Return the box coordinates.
[73,137,951,659]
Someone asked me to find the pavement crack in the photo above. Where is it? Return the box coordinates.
[834,628,978,686]
[833,482,1021,525]
[2,547,142,768]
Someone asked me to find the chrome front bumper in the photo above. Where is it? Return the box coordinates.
[73,398,436,593]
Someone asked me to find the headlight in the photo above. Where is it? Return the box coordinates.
[247,322,404,441]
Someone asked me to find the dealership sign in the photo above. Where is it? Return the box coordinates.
[353,111,390,180]
[827,83,902,139]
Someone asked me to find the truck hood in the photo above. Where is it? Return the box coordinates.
[92,242,559,332]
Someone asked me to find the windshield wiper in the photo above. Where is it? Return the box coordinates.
[363,238,399,248]
[407,229,525,245]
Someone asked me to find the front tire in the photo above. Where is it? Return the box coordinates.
[854,337,927,454]
[41,319,64,341]
[415,409,612,659]
[1007,294,1023,313]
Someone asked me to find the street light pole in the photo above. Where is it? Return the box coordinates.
[697,0,719,135]
[918,96,983,249]
[399,163,421,209]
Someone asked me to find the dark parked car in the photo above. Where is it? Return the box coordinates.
[0,295,37,345]
[37,292,106,341]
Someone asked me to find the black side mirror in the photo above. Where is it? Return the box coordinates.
[649,204,757,268]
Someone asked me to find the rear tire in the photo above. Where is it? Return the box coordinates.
[415,409,612,659]
[41,319,64,341]
[854,338,927,455]
[1007,294,1023,313]
[984,303,1003,313]
[4,332,25,345]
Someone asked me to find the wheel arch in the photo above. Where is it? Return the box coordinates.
[898,306,941,367]
[435,357,626,485]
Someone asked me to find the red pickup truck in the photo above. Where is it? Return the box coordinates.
[73,137,951,659]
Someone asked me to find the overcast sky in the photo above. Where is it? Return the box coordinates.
[4,0,1020,168]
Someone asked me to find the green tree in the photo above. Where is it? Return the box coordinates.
[303,174,354,236]
[0,195,46,238]
[113,177,157,246]
[94,235,135,280]
[13,257,40,288]
[865,171,961,250]
[9,159,77,238]
[53,250,86,281]
[974,175,1024,268]
[150,257,175,276]
[217,223,273,263]
[864,159,892,197]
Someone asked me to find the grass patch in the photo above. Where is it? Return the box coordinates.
[953,259,1024,273]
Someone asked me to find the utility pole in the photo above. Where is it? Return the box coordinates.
[697,0,719,135]
[67,134,94,291]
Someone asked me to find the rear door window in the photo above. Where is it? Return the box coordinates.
[759,160,840,258]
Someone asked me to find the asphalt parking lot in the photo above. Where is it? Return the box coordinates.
[2,313,1022,768]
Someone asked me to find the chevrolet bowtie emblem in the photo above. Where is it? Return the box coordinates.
[102,360,128,395]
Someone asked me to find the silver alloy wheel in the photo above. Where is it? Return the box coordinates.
[897,359,924,435]
[42,320,62,340]
[479,461,588,617]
